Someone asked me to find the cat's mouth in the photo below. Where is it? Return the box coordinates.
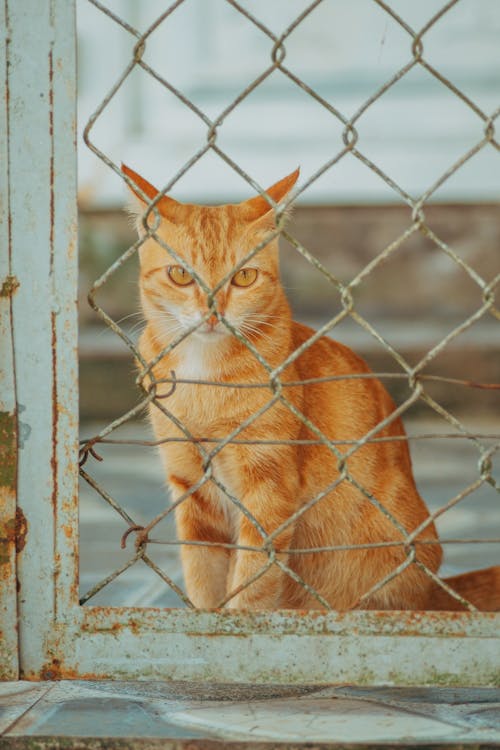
[193,323,228,339]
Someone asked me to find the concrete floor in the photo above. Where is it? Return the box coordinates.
[1,681,499,745]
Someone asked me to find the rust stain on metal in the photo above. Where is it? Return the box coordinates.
[0,517,15,568]
[51,311,58,512]
[48,48,55,274]
[0,410,17,489]
[14,506,27,553]
[1,507,27,569]
[38,658,98,681]
[0,275,20,297]
[50,305,60,619]
[39,658,65,680]
[374,609,471,627]
[82,617,141,636]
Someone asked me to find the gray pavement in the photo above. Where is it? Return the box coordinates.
[1,680,500,745]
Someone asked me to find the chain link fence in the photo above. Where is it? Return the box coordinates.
[78,0,499,612]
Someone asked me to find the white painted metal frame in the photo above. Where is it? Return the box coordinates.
[1,0,499,685]
[0,0,18,681]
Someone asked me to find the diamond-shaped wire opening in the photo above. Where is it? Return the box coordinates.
[78,0,499,612]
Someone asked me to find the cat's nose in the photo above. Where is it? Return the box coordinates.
[206,314,218,330]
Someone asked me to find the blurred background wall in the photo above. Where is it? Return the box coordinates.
[77,0,500,420]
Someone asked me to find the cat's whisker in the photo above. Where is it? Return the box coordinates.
[149,327,184,350]
[242,316,285,337]
[114,311,143,326]
[92,311,144,340]
[147,309,188,345]
[128,317,148,334]
[244,313,283,324]
[245,313,282,322]
[238,322,276,346]
[128,323,147,338]
[246,319,283,332]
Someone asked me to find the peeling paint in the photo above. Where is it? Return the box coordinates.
[39,657,98,682]
[15,506,27,553]
[0,516,16,567]
[18,419,31,447]
[0,414,16,579]
[0,410,16,488]
[0,507,27,567]
[0,274,19,297]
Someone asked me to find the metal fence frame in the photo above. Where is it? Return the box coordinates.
[1,0,499,684]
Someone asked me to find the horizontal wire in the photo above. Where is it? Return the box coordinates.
[145,372,500,390]
[79,433,500,449]
[143,537,500,552]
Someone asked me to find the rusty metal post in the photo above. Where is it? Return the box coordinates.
[2,0,78,679]
[0,1,19,679]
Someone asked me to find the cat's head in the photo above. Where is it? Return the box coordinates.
[123,164,299,347]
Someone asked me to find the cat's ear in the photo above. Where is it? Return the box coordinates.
[121,163,184,228]
[239,168,300,225]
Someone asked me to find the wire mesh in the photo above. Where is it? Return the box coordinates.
[78,0,499,612]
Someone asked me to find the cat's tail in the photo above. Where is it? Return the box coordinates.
[428,565,500,611]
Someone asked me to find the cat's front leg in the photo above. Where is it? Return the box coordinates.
[225,466,300,610]
[170,475,232,609]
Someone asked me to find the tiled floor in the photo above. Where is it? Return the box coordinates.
[1,681,499,747]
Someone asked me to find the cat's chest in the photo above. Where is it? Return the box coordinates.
[150,338,270,438]
[169,384,232,436]
[157,354,238,437]
[174,340,210,382]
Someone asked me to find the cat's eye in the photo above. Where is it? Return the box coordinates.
[231,268,258,288]
[167,265,194,286]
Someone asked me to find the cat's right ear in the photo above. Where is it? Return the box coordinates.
[121,163,184,231]
[239,168,300,227]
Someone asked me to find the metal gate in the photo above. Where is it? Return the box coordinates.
[1,0,499,684]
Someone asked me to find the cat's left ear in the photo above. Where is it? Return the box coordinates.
[239,168,300,226]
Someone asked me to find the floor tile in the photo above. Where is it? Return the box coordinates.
[166,696,474,743]
[325,686,500,732]
[0,683,53,735]
[6,682,201,739]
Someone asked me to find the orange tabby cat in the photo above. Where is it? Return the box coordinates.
[123,163,500,612]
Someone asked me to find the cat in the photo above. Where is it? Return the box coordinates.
[123,163,500,612]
